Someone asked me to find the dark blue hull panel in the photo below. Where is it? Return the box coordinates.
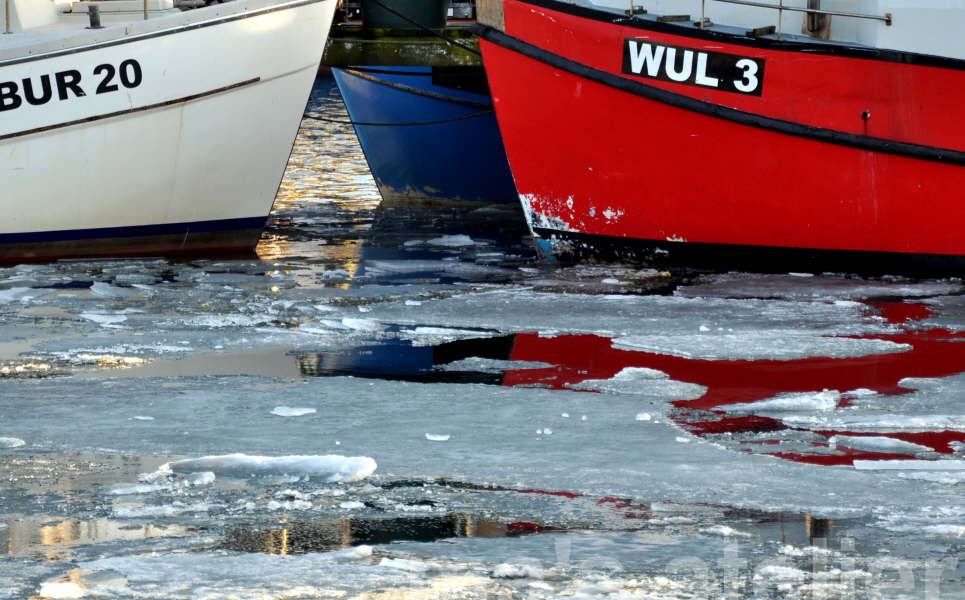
[332,66,518,205]
[0,217,267,263]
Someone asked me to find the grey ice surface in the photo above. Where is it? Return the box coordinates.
[1,77,964,599]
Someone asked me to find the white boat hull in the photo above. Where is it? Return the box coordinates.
[0,0,335,260]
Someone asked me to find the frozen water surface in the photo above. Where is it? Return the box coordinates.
[1,77,964,599]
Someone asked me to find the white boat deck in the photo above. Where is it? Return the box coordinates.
[0,0,289,63]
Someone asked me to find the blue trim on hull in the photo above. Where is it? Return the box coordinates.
[0,216,267,245]
[332,66,518,205]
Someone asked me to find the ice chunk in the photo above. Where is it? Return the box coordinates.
[613,333,908,361]
[426,234,477,247]
[613,367,668,380]
[321,269,351,281]
[113,502,211,518]
[37,581,86,599]
[166,453,377,482]
[567,367,706,400]
[0,287,32,304]
[700,525,753,538]
[90,281,142,298]
[340,318,383,331]
[0,437,25,448]
[754,565,807,583]
[843,388,879,397]
[829,435,931,454]
[80,313,128,326]
[898,377,944,390]
[178,314,270,328]
[898,472,965,485]
[332,545,373,560]
[339,501,365,510]
[919,525,965,537]
[492,563,546,578]
[183,471,216,487]
[723,389,840,413]
[784,414,965,431]
[266,499,312,511]
[130,416,155,421]
[425,433,450,441]
[854,459,965,471]
[379,557,431,572]
[107,483,169,495]
[270,407,317,417]
[635,413,652,421]
[676,272,961,300]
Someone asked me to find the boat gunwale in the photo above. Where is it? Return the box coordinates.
[512,0,965,72]
[473,23,965,165]
[0,0,329,68]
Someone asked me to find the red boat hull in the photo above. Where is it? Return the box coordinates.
[477,0,965,272]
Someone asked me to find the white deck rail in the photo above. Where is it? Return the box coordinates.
[702,0,891,38]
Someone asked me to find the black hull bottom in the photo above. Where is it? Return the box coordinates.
[532,228,965,278]
[0,228,264,265]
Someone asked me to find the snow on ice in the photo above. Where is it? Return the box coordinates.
[161,454,377,482]
[270,406,317,417]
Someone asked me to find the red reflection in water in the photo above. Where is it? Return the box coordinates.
[501,301,965,466]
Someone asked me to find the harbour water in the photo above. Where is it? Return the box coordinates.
[1,76,964,599]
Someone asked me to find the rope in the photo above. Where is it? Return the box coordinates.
[303,109,495,127]
[340,66,434,77]
[341,67,492,109]
[366,0,482,56]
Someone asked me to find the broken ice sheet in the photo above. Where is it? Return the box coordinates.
[675,272,962,301]
[566,367,705,401]
[612,333,909,360]
[270,406,317,417]
[722,389,841,413]
[360,291,897,351]
[159,453,377,483]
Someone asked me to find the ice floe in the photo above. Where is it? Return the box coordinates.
[853,459,965,471]
[162,453,377,482]
[612,333,909,361]
[829,435,932,454]
[113,501,213,518]
[80,312,128,327]
[566,367,706,400]
[90,281,144,299]
[0,287,34,304]
[676,272,962,301]
[425,234,479,247]
[723,389,840,413]
[270,406,317,417]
